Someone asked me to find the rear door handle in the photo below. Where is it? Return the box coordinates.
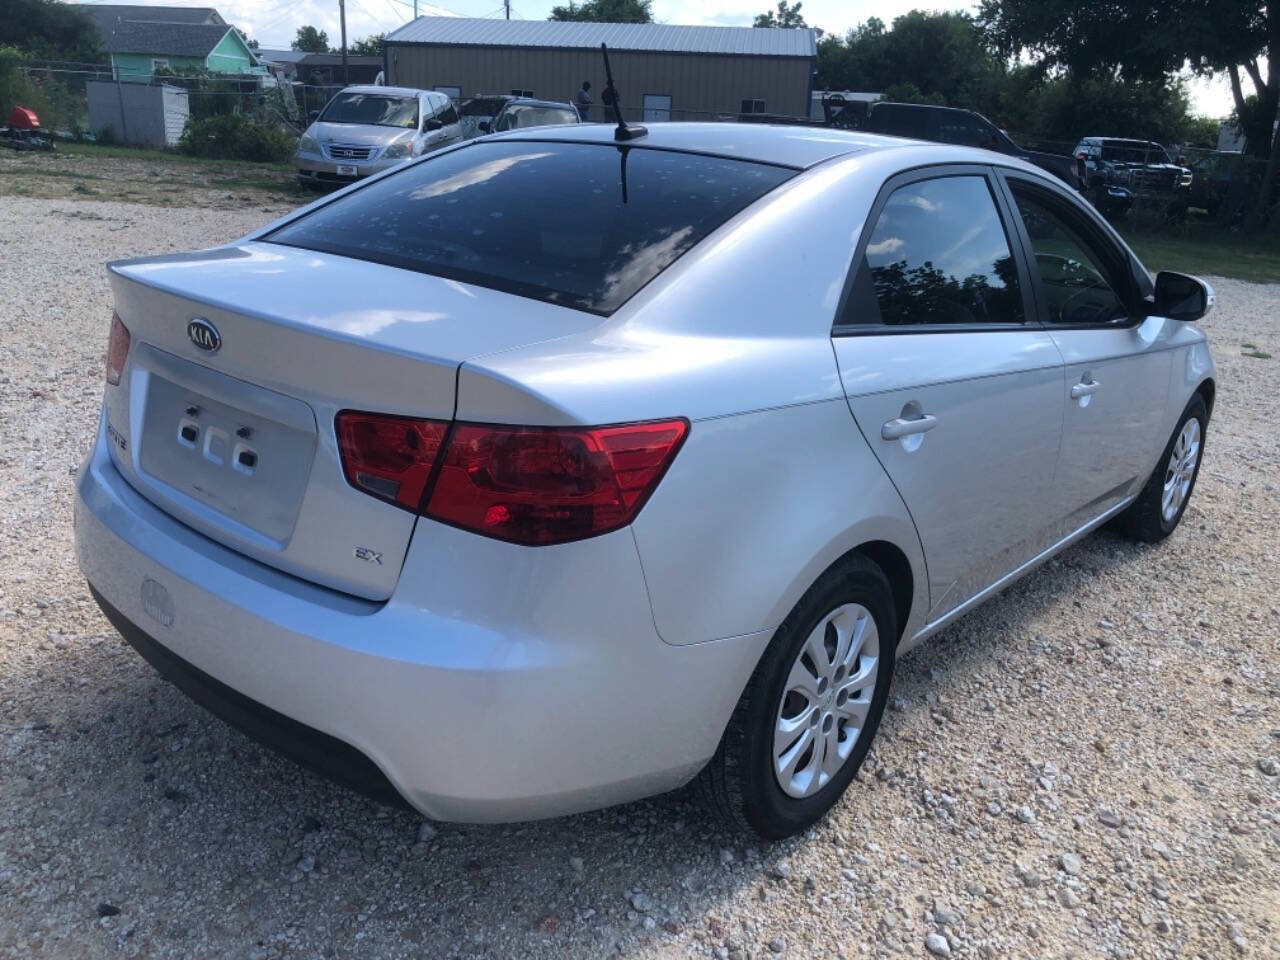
[881,414,938,441]
[1070,379,1101,399]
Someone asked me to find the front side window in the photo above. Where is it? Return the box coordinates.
[436,102,459,126]
[844,175,1024,327]
[321,93,418,129]
[266,141,794,314]
[1011,190,1128,325]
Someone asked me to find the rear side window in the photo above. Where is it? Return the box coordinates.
[266,141,794,314]
[842,175,1024,327]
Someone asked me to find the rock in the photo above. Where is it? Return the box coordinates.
[719,848,735,864]
[925,932,952,956]
[1058,889,1080,908]
[1098,809,1122,828]
[96,903,121,918]
[890,697,907,712]
[1257,757,1278,777]
[629,892,652,912]
[841,868,856,881]
[1020,870,1042,889]
[932,897,960,926]
[569,856,584,873]
[768,937,786,953]
[986,802,1002,817]
[1060,853,1082,876]
[416,821,438,843]
[1156,917,1172,934]
[769,861,791,880]
[965,881,986,897]
[1016,805,1036,824]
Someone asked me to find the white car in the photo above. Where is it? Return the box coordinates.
[77,124,1215,838]
[294,85,461,189]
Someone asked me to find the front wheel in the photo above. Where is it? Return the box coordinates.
[1115,393,1207,542]
[696,554,897,839]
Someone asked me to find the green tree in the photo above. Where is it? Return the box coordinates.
[754,1,807,28]
[548,0,653,23]
[0,0,101,61]
[348,34,385,57]
[979,0,1276,222]
[292,25,331,53]
[816,12,1006,116]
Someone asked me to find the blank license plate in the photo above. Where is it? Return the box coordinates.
[336,164,357,176]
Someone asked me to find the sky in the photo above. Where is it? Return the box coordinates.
[77,0,1238,117]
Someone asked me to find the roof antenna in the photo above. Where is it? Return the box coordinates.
[601,43,646,142]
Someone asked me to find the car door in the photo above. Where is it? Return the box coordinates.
[831,166,1066,622]
[997,171,1173,533]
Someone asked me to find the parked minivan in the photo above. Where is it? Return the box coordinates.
[295,86,461,189]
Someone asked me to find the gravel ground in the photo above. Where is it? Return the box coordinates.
[1,194,1277,960]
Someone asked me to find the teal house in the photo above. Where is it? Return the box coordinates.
[72,5,265,82]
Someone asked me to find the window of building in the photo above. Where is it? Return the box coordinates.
[151,58,170,72]
[642,94,672,122]
[741,99,766,115]
[435,85,461,100]
[511,88,534,98]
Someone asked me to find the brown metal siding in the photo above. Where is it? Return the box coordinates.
[386,45,812,119]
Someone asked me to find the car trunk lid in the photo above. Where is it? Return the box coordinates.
[104,242,602,600]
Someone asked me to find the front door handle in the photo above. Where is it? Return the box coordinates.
[1070,379,1101,399]
[881,413,938,441]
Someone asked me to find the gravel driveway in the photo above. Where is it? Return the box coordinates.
[1,195,1277,960]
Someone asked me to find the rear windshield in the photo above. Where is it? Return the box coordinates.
[496,105,579,130]
[266,141,795,314]
[321,93,418,129]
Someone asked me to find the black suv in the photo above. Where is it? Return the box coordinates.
[843,101,1081,190]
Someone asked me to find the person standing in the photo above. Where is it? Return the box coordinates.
[575,80,592,121]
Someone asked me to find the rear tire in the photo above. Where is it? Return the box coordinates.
[1115,394,1207,543]
[696,554,897,839]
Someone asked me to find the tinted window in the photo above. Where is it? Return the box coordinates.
[1012,192,1128,325]
[936,113,999,149]
[437,102,459,125]
[321,93,418,129]
[870,105,930,139]
[845,176,1023,326]
[1100,140,1170,164]
[267,141,794,314]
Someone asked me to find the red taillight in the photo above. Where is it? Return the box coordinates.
[335,411,449,511]
[105,313,130,386]
[334,413,688,545]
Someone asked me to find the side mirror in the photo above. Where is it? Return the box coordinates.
[425,117,443,131]
[1153,271,1214,322]
[309,110,320,122]
[477,119,491,133]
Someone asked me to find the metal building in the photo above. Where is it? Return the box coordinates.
[383,18,817,121]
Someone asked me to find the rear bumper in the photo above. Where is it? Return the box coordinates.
[75,413,766,821]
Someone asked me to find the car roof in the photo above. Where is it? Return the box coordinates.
[338,85,435,99]
[487,121,910,169]
[501,98,577,110]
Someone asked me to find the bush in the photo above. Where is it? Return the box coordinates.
[178,112,294,162]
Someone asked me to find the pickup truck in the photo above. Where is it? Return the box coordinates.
[1072,137,1193,214]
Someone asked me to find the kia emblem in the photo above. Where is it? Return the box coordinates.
[187,317,221,353]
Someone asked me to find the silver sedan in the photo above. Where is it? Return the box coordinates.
[76,124,1215,838]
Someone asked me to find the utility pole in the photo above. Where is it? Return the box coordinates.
[339,0,349,85]
[504,0,510,18]
[413,0,418,16]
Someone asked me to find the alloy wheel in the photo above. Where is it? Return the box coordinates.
[1161,418,1201,523]
[773,603,880,799]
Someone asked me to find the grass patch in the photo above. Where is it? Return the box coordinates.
[1118,223,1280,284]
[1243,349,1273,359]
[57,141,292,174]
